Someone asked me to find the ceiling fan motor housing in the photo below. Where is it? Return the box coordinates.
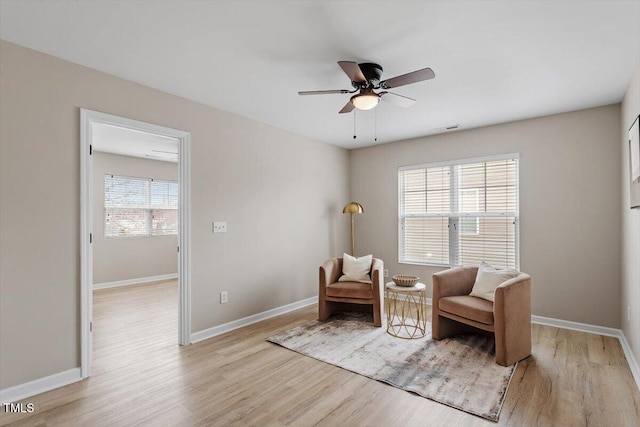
[357,63,383,87]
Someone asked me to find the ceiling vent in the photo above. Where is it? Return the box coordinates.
[431,124,462,132]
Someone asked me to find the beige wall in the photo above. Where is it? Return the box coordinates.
[0,40,350,389]
[621,66,640,366]
[93,152,178,284]
[350,105,622,327]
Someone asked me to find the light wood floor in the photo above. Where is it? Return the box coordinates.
[2,280,639,426]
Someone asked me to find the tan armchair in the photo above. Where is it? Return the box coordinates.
[319,257,384,327]
[432,266,531,366]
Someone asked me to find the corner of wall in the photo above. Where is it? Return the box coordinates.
[620,66,640,373]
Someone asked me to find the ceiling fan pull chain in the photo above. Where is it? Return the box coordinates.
[374,108,378,142]
[353,110,357,139]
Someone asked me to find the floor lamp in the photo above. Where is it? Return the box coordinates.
[343,202,364,256]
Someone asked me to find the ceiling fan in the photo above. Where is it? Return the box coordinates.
[298,61,435,114]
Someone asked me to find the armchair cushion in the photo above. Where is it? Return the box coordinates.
[326,281,373,299]
[338,253,373,283]
[439,295,494,325]
[469,261,520,302]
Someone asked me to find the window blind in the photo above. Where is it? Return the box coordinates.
[104,175,178,238]
[398,155,519,270]
[150,180,179,236]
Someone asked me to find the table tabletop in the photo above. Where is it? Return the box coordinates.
[385,282,426,292]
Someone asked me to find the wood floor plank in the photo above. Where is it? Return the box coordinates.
[1,280,639,426]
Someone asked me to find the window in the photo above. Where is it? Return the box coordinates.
[104,175,178,237]
[398,154,519,269]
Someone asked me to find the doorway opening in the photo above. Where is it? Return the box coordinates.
[80,109,191,378]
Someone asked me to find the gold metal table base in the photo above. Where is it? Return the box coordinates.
[385,282,427,339]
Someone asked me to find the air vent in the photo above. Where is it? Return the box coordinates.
[431,124,462,132]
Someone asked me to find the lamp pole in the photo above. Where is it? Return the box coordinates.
[350,212,355,256]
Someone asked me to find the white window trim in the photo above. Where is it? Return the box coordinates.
[397,153,520,269]
[398,152,520,171]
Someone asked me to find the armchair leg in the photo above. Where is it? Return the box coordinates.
[495,344,508,367]
[373,302,382,327]
[318,298,331,322]
[494,328,531,366]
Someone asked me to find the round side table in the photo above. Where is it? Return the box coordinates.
[385,282,427,339]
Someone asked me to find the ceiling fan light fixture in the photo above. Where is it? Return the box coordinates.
[351,93,380,110]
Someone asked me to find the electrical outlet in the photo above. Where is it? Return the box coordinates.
[220,291,228,304]
[213,221,227,233]
[384,269,389,278]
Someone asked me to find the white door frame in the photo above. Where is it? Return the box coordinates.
[80,109,191,378]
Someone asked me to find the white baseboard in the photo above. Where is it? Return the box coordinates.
[191,296,318,344]
[93,273,178,290]
[0,368,82,403]
[531,315,621,338]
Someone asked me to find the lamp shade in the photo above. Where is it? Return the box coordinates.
[343,202,364,214]
[351,94,379,111]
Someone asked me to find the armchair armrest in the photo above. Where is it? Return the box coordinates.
[371,258,384,293]
[494,273,531,318]
[493,273,531,365]
[371,258,384,326]
[319,258,341,289]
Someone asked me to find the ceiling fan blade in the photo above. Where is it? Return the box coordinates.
[339,101,355,114]
[338,61,366,83]
[380,67,435,89]
[379,91,416,108]
[298,89,350,95]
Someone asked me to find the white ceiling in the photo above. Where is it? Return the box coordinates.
[92,123,178,163]
[1,1,638,149]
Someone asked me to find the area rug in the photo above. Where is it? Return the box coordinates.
[267,312,516,421]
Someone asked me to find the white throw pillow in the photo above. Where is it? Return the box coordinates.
[338,253,373,283]
[469,261,520,302]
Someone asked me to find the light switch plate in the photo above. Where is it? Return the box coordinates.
[213,221,227,233]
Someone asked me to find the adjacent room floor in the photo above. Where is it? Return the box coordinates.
[2,282,639,426]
